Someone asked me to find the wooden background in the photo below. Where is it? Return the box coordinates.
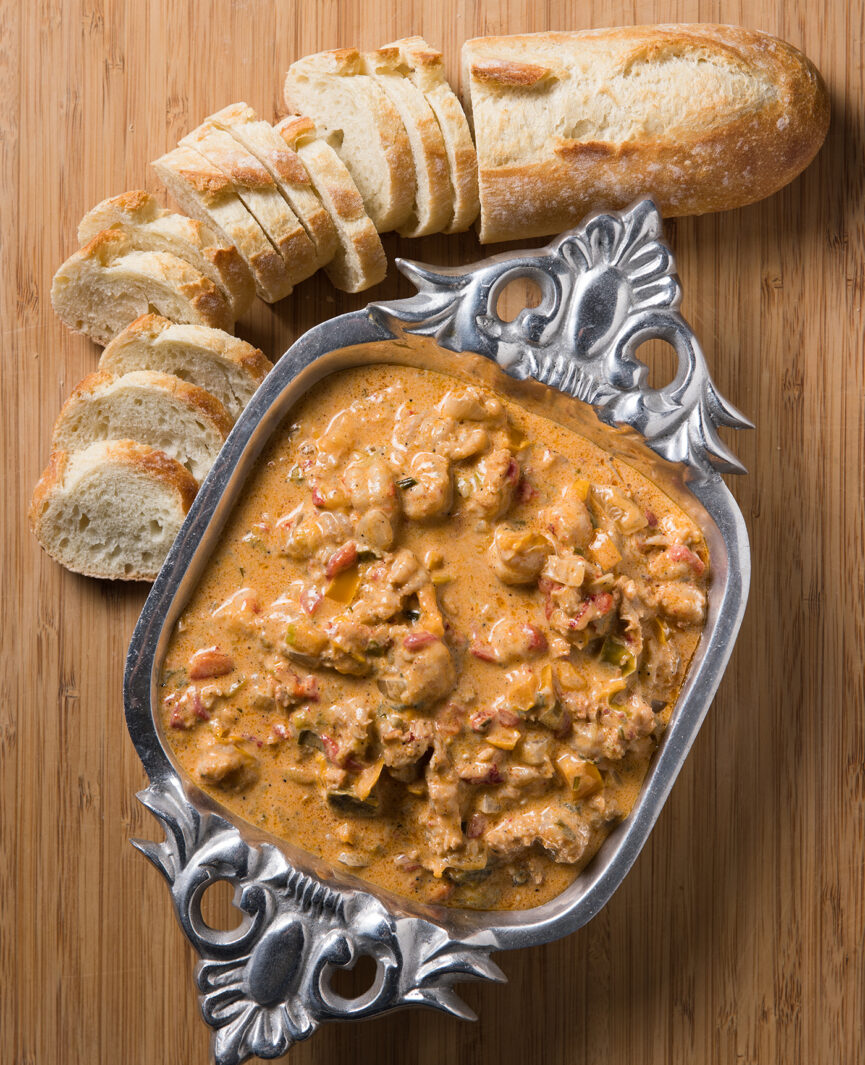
[2,1,863,1062]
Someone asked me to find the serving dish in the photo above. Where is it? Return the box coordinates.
[124,198,751,1064]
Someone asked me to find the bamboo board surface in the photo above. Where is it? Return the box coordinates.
[2,1,863,1062]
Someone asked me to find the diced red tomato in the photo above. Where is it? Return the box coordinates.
[403,631,438,651]
[325,542,358,578]
[669,544,706,575]
[466,813,487,838]
[300,586,323,615]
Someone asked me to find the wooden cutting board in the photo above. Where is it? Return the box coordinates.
[2,2,862,1062]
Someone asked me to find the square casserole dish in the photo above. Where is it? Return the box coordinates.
[124,200,751,1065]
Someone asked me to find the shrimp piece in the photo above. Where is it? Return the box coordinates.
[212,588,261,633]
[379,634,456,709]
[350,549,429,624]
[654,582,707,626]
[488,525,552,584]
[195,743,259,791]
[540,482,593,550]
[471,618,548,665]
[400,452,453,521]
[316,408,356,463]
[648,545,706,581]
[277,503,353,561]
[343,456,399,520]
[485,803,590,864]
[467,449,520,519]
[438,387,504,425]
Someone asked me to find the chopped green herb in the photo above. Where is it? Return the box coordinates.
[397,476,418,489]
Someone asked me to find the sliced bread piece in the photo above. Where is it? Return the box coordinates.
[275,117,386,293]
[76,190,254,316]
[384,36,479,233]
[51,230,234,346]
[283,48,415,232]
[205,103,338,266]
[152,145,290,303]
[29,440,198,580]
[51,369,233,483]
[360,47,452,237]
[180,122,317,293]
[99,314,271,421]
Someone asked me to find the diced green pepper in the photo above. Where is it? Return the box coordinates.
[601,637,636,675]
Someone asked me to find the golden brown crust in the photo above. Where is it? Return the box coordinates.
[119,441,199,512]
[77,191,254,315]
[28,449,69,531]
[180,122,317,289]
[100,314,272,383]
[362,47,453,237]
[470,58,553,86]
[276,115,315,142]
[77,227,130,264]
[112,188,152,211]
[182,124,276,192]
[157,150,236,200]
[392,36,441,70]
[464,24,831,242]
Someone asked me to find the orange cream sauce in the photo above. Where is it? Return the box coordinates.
[160,364,708,910]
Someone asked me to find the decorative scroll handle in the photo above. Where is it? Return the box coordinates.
[133,779,503,1065]
[373,198,752,477]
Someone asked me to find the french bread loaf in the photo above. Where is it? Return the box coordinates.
[205,103,339,267]
[151,145,291,303]
[180,123,318,293]
[76,190,255,316]
[283,48,416,232]
[275,117,387,293]
[51,370,233,483]
[360,47,453,237]
[383,36,479,233]
[51,230,234,345]
[98,315,271,421]
[29,440,198,581]
[462,24,830,243]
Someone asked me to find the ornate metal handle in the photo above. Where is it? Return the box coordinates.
[134,778,503,1064]
[373,198,751,478]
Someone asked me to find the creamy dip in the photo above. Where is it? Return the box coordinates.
[160,363,708,910]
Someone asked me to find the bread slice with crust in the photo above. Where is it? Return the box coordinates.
[152,145,290,303]
[283,48,415,232]
[51,369,233,483]
[383,36,479,233]
[360,47,452,236]
[205,103,338,267]
[180,122,318,293]
[51,230,234,346]
[77,190,254,316]
[274,117,386,293]
[29,440,198,581]
[99,314,271,421]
